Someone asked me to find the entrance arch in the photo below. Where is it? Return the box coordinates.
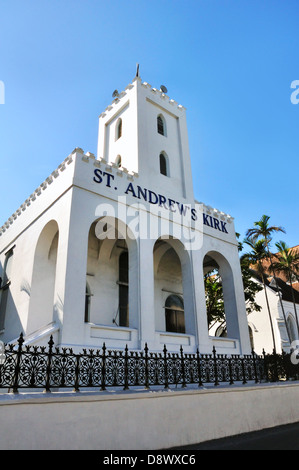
[203,251,240,341]
[85,217,138,330]
[153,237,196,338]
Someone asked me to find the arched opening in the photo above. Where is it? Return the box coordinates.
[153,238,195,337]
[165,294,185,333]
[86,218,138,330]
[157,114,166,136]
[203,251,239,341]
[159,152,169,176]
[116,118,122,140]
[28,220,59,334]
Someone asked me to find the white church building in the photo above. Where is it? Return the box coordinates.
[0,74,251,355]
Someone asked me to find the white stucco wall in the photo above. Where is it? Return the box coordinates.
[248,283,299,355]
[1,383,299,450]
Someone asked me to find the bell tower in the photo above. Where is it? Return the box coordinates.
[97,73,194,202]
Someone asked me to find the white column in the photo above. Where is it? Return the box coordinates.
[231,254,252,355]
[191,250,211,353]
[138,237,156,349]
[53,192,88,348]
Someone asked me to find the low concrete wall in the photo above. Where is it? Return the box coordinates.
[0,382,299,450]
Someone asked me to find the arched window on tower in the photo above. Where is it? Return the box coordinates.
[165,295,185,333]
[116,118,122,141]
[157,115,166,136]
[159,152,169,176]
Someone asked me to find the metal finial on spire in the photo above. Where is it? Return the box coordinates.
[136,63,139,77]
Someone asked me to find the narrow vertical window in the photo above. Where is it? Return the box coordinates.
[0,246,14,331]
[85,284,91,323]
[116,118,122,140]
[157,115,165,136]
[118,251,129,327]
[159,153,168,176]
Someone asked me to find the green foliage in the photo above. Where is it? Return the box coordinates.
[271,241,299,283]
[204,270,225,326]
[246,215,286,247]
[238,233,263,314]
[240,254,263,314]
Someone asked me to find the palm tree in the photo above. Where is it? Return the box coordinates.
[246,215,286,248]
[245,215,291,344]
[271,241,299,338]
[242,236,277,353]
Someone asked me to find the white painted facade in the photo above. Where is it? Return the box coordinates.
[247,279,299,355]
[1,383,299,450]
[0,75,251,355]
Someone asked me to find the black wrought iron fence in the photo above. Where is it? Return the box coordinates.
[0,333,298,393]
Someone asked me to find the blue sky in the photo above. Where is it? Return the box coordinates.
[0,0,298,252]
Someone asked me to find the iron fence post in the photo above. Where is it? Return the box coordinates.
[196,348,203,387]
[11,333,24,394]
[212,346,219,386]
[180,345,187,388]
[144,343,150,390]
[262,349,269,382]
[241,356,247,384]
[73,354,80,392]
[273,348,279,382]
[163,345,169,389]
[100,343,106,391]
[123,345,129,390]
[44,335,54,393]
[252,349,259,384]
[228,356,234,385]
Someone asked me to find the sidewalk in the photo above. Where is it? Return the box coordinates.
[173,422,299,450]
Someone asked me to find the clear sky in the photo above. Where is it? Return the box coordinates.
[0,0,298,252]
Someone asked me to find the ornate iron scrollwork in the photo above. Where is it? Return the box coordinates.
[0,334,294,393]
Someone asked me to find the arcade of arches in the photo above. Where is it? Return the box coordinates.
[16,217,243,348]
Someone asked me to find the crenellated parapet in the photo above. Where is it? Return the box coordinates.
[196,200,234,225]
[81,150,139,181]
[140,80,186,111]
[0,148,142,237]
[99,77,186,121]
[0,150,75,237]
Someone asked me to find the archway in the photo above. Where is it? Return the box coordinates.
[85,217,138,329]
[153,237,196,336]
[203,251,239,340]
[28,220,59,333]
